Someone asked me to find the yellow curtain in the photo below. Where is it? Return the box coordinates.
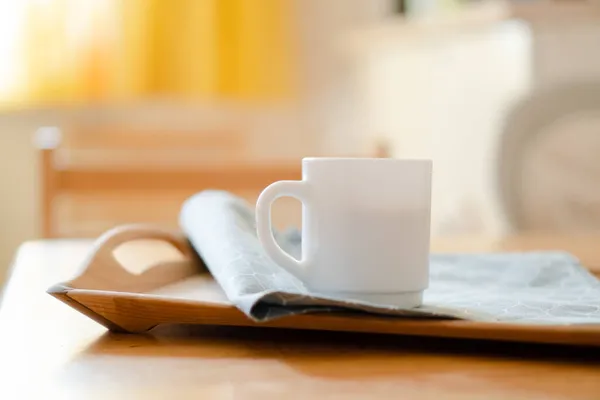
[0,0,296,108]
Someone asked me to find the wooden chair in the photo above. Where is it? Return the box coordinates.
[35,126,302,238]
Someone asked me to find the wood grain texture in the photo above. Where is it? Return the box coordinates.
[3,236,600,399]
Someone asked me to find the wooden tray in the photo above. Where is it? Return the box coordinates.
[48,225,600,346]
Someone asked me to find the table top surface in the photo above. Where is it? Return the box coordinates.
[1,235,600,399]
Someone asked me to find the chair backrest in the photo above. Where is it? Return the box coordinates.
[35,126,302,238]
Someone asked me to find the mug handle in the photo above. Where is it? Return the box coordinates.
[256,180,311,280]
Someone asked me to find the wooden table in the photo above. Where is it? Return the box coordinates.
[1,236,599,399]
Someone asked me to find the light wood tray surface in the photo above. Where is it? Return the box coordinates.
[48,225,600,347]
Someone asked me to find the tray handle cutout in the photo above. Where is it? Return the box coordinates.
[66,224,201,293]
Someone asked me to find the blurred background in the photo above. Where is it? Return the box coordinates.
[1,0,600,281]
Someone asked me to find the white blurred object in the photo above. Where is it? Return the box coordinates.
[33,126,62,149]
[338,0,600,236]
[498,81,600,233]
[340,4,532,236]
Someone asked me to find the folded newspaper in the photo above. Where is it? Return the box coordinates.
[179,190,600,325]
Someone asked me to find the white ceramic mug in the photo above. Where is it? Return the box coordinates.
[256,157,432,308]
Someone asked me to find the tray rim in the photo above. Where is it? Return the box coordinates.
[48,283,600,347]
[47,224,600,347]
